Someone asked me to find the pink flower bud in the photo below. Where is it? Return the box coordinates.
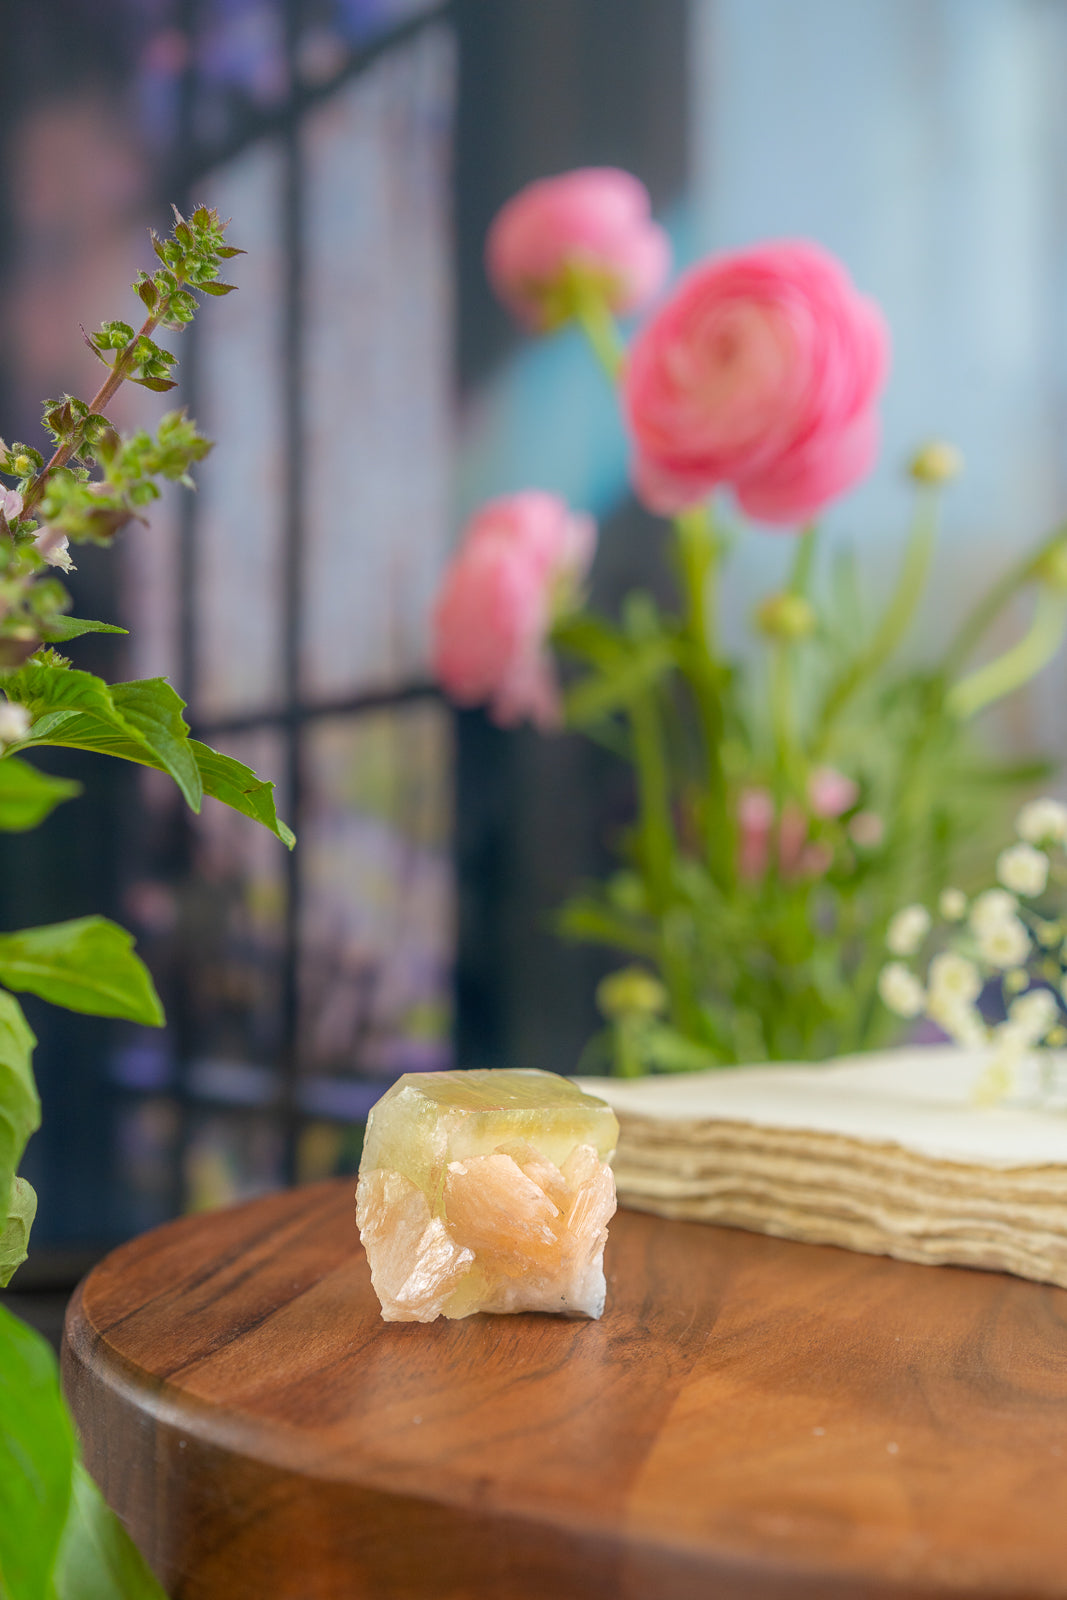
[432,492,596,730]
[737,786,774,881]
[808,766,859,819]
[0,488,23,524]
[623,240,889,525]
[486,168,671,330]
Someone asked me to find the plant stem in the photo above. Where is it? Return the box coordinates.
[674,504,729,882]
[20,302,176,523]
[813,486,939,754]
[946,587,1067,720]
[941,521,1067,676]
[574,293,626,381]
[628,687,674,913]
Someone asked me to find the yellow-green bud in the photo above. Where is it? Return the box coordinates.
[596,965,667,1021]
[754,591,816,641]
[908,441,964,486]
[1003,967,1029,995]
[1034,541,1067,592]
[12,454,32,477]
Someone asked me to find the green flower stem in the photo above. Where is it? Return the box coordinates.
[628,687,674,913]
[573,291,626,381]
[946,586,1067,720]
[769,524,819,799]
[813,487,940,753]
[627,687,697,1031]
[941,521,1067,676]
[674,504,729,882]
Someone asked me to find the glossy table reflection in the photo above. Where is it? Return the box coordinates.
[62,1178,1067,1599]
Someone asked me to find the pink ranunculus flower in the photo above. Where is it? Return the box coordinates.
[623,240,889,525]
[432,492,596,730]
[486,168,671,330]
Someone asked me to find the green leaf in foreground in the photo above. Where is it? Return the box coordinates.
[7,664,203,812]
[0,757,81,832]
[0,1304,75,1600]
[0,991,38,1218]
[11,668,294,846]
[0,918,163,1026]
[37,617,128,644]
[53,1463,167,1600]
[0,1175,37,1287]
[190,740,295,848]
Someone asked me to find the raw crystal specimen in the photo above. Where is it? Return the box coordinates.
[356,1069,619,1322]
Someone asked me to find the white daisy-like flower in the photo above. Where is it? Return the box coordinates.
[886,904,931,957]
[927,950,982,1007]
[928,993,987,1047]
[996,842,1049,898]
[877,962,925,1019]
[1005,987,1059,1046]
[969,888,1018,934]
[976,915,1032,970]
[1016,796,1067,846]
[0,700,30,745]
[938,887,967,922]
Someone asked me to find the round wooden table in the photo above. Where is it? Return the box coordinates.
[62,1178,1067,1599]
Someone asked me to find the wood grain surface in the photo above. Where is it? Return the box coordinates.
[62,1178,1067,1600]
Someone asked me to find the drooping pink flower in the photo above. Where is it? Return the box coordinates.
[486,168,671,330]
[623,240,889,525]
[808,766,859,819]
[0,488,23,525]
[432,492,596,729]
[737,787,774,882]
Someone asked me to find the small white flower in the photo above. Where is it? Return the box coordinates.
[0,487,23,524]
[927,950,982,1006]
[938,887,967,922]
[996,842,1049,898]
[877,962,925,1018]
[969,888,1018,934]
[0,700,30,744]
[928,993,988,1047]
[1016,796,1067,846]
[33,526,74,573]
[976,915,1032,970]
[1006,986,1059,1045]
[886,904,931,957]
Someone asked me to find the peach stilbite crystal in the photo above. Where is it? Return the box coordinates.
[355,1069,619,1322]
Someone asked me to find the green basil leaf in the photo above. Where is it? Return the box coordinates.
[0,918,163,1027]
[190,740,295,848]
[0,758,81,832]
[8,665,202,813]
[0,1175,37,1287]
[37,618,128,644]
[0,992,39,1219]
[0,1304,75,1600]
[53,1463,167,1600]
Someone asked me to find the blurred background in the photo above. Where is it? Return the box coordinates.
[3,0,1067,1337]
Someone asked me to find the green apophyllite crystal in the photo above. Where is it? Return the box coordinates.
[356,1069,619,1324]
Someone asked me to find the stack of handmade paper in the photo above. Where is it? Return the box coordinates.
[577,1047,1067,1289]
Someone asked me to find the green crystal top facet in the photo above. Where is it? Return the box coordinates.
[361,1068,619,1198]
[394,1068,610,1114]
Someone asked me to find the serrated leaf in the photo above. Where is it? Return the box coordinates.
[189,741,295,848]
[37,616,128,643]
[216,245,246,259]
[0,1175,36,1286]
[196,281,237,296]
[130,377,178,393]
[0,1305,77,1600]
[0,918,163,1026]
[8,666,202,812]
[0,758,80,832]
